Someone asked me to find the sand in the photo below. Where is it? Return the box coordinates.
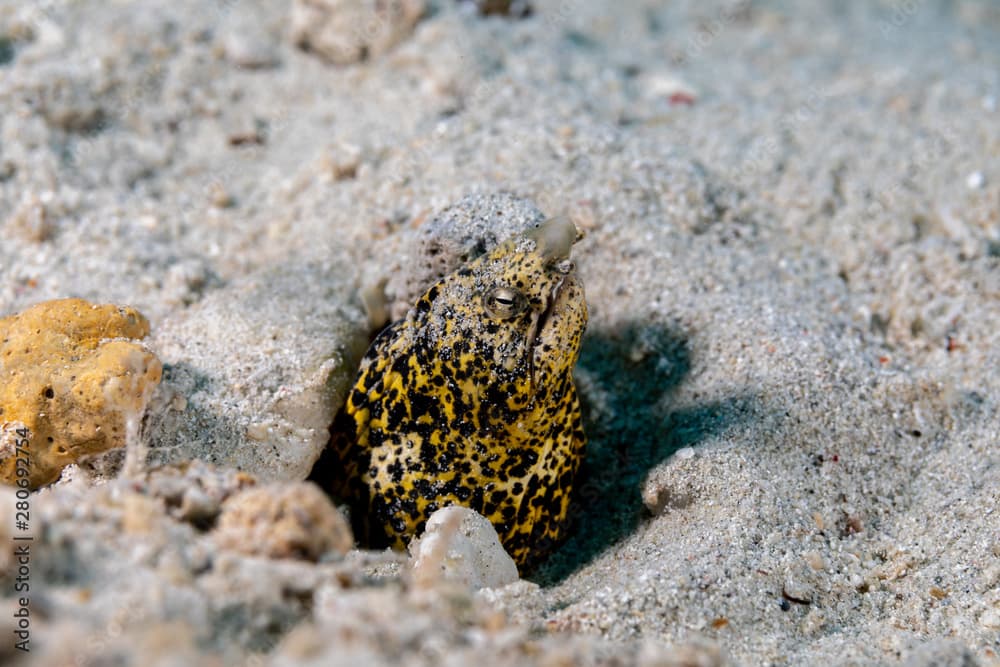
[1,0,998,664]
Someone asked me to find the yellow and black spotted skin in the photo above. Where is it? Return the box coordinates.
[326,216,587,567]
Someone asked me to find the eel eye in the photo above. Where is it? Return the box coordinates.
[485,286,526,319]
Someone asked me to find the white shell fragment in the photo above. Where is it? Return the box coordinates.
[410,506,519,590]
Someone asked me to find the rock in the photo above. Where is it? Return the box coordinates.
[290,0,426,65]
[144,260,369,482]
[29,64,106,133]
[0,298,162,488]
[21,467,335,661]
[161,258,220,307]
[5,192,57,242]
[641,449,706,516]
[381,193,547,322]
[218,15,281,69]
[781,572,815,605]
[460,0,533,18]
[141,460,256,528]
[640,71,700,106]
[317,141,363,182]
[802,550,826,572]
[410,506,519,590]
[214,482,353,560]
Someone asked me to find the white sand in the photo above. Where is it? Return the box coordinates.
[1,0,998,664]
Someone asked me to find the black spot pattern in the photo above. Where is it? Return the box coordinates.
[325,223,587,567]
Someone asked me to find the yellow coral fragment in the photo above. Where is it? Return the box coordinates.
[0,298,162,488]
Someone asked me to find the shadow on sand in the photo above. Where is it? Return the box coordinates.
[531,321,758,585]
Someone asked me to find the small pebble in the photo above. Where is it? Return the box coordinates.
[802,550,826,571]
[318,143,362,181]
[208,182,234,208]
[410,506,519,590]
[782,574,814,604]
[176,487,221,527]
[800,609,825,635]
[460,0,532,18]
[214,482,353,561]
[246,423,270,441]
[642,72,699,105]
[673,446,696,460]
[290,0,426,65]
[220,25,280,69]
[929,586,948,600]
[966,171,985,189]
[7,194,56,242]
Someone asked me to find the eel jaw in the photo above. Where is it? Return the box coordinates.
[525,273,571,390]
[523,215,584,388]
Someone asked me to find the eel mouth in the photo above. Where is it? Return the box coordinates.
[526,270,584,389]
[522,215,584,388]
[536,269,571,342]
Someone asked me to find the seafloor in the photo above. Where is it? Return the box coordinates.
[1,0,998,665]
